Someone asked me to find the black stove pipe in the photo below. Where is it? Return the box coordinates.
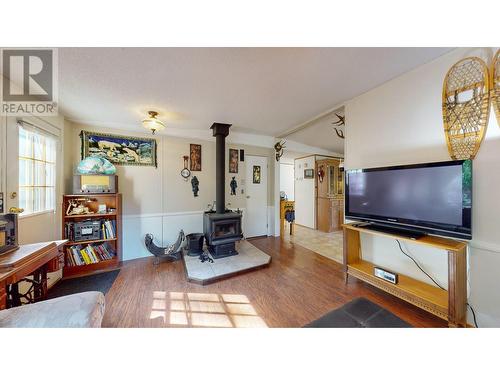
[210,123,232,214]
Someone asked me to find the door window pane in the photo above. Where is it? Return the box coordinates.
[18,126,57,215]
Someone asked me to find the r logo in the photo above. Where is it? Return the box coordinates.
[1,49,53,102]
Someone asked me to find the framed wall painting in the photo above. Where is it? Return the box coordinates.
[304,168,314,178]
[253,165,261,184]
[229,148,239,173]
[190,144,202,171]
[80,130,157,167]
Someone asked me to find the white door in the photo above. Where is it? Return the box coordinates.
[244,155,268,237]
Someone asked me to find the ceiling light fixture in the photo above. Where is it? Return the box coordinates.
[142,111,165,134]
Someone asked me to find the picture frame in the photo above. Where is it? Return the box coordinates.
[304,168,314,178]
[80,130,157,167]
[229,148,239,173]
[253,165,261,184]
[190,144,202,171]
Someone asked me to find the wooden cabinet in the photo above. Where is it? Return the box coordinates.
[331,199,344,231]
[317,198,344,232]
[316,158,344,232]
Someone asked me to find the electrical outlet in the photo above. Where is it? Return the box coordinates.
[374,267,398,284]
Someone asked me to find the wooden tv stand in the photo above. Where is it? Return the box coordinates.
[343,223,467,327]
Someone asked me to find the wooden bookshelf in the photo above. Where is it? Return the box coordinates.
[62,193,122,278]
[343,223,467,327]
[66,238,118,246]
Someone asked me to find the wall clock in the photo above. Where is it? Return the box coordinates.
[181,156,191,180]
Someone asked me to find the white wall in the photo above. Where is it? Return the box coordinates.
[280,162,294,200]
[64,121,277,260]
[294,155,316,228]
[345,47,500,326]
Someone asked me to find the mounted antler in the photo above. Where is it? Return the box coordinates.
[332,113,345,139]
[332,114,345,126]
[274,139,286,162]
[334,128,344,139]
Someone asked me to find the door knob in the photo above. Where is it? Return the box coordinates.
[9,207,24,214]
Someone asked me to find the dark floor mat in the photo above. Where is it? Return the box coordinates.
[47,269,120,299]
[304,297,412,328]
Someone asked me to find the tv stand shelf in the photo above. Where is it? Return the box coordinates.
[343,223,467,327]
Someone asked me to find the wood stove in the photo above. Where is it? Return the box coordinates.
[204,123,243,258]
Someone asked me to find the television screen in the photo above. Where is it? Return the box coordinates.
[345,160,472,239]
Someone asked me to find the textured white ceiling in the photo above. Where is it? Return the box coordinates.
[59,47,453,137]
[286,109,345,154]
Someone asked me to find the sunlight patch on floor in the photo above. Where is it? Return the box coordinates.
[150,291,268,328]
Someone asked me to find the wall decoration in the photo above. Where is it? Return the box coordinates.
[304,168,314,178]
[229,148,239,173]
[65,198,94,216]
[80,131,157,167]
[191,176,199,197]
[181,156,191,180]
[240,149,245,162]
[332,113,345,139]
[274,140,286,162]
[442,57,491,160]
[317,165,325,183]
[492,49,500,124]
[253,166,261,184]
[230,177,238,195]
[190,144,202,171]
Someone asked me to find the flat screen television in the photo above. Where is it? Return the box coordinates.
[345,160,472,240]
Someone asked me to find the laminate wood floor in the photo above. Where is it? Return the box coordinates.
[102,237,447,328]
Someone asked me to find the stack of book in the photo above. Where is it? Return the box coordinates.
[102,219,116,239]
[66,243,116,266]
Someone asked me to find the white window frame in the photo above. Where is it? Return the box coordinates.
[18,123,57,216]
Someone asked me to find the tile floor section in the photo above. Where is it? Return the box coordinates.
[183,240,271,284]
[284,223,344,264]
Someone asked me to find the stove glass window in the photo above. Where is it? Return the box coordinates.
[214,222,237,237]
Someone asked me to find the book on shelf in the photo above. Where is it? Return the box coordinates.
[103,219,116,239]
[65,219,116,241]
[66,242,116,266]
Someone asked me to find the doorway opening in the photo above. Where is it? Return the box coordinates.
[278,108,345,264]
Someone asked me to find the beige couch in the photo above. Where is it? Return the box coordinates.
[0,291,105,328]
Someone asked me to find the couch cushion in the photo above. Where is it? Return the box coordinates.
[0,291,105,328]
